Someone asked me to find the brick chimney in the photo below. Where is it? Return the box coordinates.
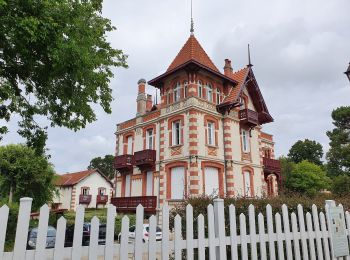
[136,78,147,116]
[146,94,153,112]
[224,59,233,76]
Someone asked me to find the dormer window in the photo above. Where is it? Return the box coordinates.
[198,80,203,98]
[206,83,213,102]
[174,82,181,102]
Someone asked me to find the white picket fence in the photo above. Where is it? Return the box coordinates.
[0,197,349,259]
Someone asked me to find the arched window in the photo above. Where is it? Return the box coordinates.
[173,82,181,102]
[198,80,203,98]
[184,81,188,98]
[216,88,221,104]
[206,83,213,102]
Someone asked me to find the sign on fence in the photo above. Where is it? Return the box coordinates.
[328,204,350,257]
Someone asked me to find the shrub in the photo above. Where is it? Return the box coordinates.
[332,175,350,196]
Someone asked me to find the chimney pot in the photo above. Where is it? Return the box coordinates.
[224,59,233,76]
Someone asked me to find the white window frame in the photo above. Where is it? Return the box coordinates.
[198,80,203,98]
[216,88,221,104]
[127,136,133,154]
[171,167,185,200]
[244,171,251,197]
[184,81,188,98]
[242,130,250,153]
[207,122,215,146]
[146,128,154,150]
[82,187,90,195]
[206,83,213,102]
[146,171,153,196]
[172,120,181,146]
[174,82,181,102]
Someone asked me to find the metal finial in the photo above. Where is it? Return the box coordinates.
[190,0,194,35]
[248,44,253,67]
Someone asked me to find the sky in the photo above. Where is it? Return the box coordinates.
[2,0,350,173]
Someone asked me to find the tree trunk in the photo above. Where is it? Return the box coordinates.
[9,185,13,204]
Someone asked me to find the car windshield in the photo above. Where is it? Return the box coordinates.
[29,229,38,238]
[145,227,162,232]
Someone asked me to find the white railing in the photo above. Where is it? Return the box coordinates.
[0,197,349,259]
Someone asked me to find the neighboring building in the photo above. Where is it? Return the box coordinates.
[53,169,113,211]
[114,31,281,212]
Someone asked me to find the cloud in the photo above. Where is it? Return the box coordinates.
[2,0,350,172]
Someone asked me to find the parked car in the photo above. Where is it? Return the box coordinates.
[27,226,56,249]
[64,222,106,247]
[118,224,162,243]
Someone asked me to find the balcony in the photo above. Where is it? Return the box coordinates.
[239,109,259,128]
[134,149,156,170]
[79,194,92,204]
[96,194,108,204]
[114,154,134,173]
[111,196,157,214]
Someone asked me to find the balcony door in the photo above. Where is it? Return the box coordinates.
[171,167,185,200]
[125,174,131,197]
[146,171,153,196]
[204,167,219,196]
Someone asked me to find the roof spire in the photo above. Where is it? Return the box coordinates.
[247,44,253,67]
[190,0,194,35]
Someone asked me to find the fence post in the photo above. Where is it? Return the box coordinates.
[213,198,226,260]
[13,197,33,260]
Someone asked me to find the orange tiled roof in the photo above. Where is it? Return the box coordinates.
[167,35,220,73]
[55,169,112,186]
[223,67,250,103]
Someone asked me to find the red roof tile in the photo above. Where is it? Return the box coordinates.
[223,67,249,103]
[167,35,219,73]
[55,169,112,186]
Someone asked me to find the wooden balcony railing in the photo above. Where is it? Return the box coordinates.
[114,154,134,173]
[79,194,92,204]
[134,149,156,170]
[239,109,259,128]
[96,195,108,204]
[111,196,157,214]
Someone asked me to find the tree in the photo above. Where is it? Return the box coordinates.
[0,144,56,209]
[331,175,350,196]
[88,154,114,179]
[279,156,295,192]
[326,106,350,176]
[284,160,330,196]
[0,0,127,155]
[288,139,323,165]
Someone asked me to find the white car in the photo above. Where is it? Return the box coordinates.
[118,224,162,243]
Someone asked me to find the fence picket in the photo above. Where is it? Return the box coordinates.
[312,204,324,260]
[161,204,169,260]
[105,204,116,259]
[258,213,267,260]
[174,215,182,260]
[88,216,99,260]
[71,205,85,259]
[229,205,238,260]
[319,212,331,260]
[53,216,66,260]
[275,213,285,260]
[346,211,350,260]
[13,197,32,260]
[148,215,157,260]
[35,204,50,260]
[213,198,227,260]
[248,204,258,260]
[291,212,301,260]
[186,204,194,260]
[207,204,216,260]
[134,204,144,260]
[120,216,129,260]
[0,205,9,258]
[306,212,317,260]
[240,213,248,260]
[266,204,276,260]
[297,204,309,260]
[197,214,205,260]
[282,204,293,260]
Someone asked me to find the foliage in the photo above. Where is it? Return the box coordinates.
[326,106,350,176]
[284,160,330,196]
[331,175,350,196]
[0,144,56,209]
[0,0,128,154]
[88,155,115,179]
[287,139,323,165]
[279,156,295,192]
